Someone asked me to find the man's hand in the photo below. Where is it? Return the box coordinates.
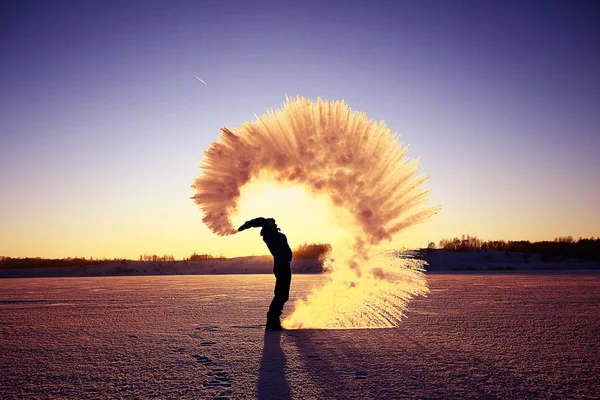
[238,221,252,232]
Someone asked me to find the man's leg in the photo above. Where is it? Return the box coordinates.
[266,264,291,328]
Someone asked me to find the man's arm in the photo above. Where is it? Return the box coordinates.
[238,217,268,232]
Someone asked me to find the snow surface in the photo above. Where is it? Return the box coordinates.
[1,274,599,399]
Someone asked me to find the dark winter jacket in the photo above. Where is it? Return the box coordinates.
[239,217,292,264]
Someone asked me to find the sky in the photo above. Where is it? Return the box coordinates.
[1,0,599,259]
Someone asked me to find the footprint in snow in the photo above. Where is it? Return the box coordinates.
[171,347,186,354]
[355,371,369,380]
[192,355,214,366]
[196,326,220,332]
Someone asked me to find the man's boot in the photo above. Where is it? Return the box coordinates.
[266,313,282,330]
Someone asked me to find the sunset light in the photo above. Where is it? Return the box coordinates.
[1,1,599,398]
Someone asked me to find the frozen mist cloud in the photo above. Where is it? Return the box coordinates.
[192,97,438,328]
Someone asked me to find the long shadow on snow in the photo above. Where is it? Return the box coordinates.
[285,329,355,399]
[288,327,548,399]
[257,330,291,400]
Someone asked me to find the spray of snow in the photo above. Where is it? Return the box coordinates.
[192,97,438,328]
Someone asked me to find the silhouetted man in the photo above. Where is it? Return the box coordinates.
[238,217,292,330]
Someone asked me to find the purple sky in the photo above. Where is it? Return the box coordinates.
[1,0,599,258]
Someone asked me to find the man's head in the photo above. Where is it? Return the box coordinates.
[265,218,277,229]
[260,218,280,236]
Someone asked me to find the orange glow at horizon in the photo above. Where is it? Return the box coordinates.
[233,179,356,251]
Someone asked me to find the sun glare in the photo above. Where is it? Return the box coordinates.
[233,179,355,249]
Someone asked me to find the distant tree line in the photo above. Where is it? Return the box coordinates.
[0,257,133,270]
[0,243,333,270]
[0,253,222,269]
[139,254,176,262]
[186,252,226,261]
[432,235,600,261]
[293,243,332,260]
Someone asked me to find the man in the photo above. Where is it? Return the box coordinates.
[238,217,292,330]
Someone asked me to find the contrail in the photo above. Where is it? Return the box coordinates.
[192,96,438,329]
[195,75,207,85]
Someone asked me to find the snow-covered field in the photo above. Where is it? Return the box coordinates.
[1,274,599,399]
